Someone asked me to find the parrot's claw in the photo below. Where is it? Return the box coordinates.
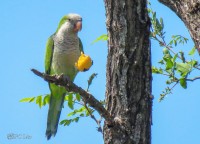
[58,74,71,82]
[53,74,61,79]
[54,74,71,86]
[56,74,69,80]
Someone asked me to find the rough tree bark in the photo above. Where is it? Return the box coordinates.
[103,0,152,144]
[158,0,200,54]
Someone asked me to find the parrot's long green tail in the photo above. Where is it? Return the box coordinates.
[46,94,65,140]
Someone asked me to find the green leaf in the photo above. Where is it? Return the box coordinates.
[29,97,35,102]
[64,95,69,101]
[60,119,72,126]
[160,17,164,30]
[68,93,74,110]
[36,95,42,108]
[179,77,187,89]
[152,12,156,21]
[158,59,164,65]
[80,113,85,117]
[163,47,169,54]
[188,47,196,55]
[156,19,161,30]
[179,51,185,63]
[60,117,80,126]
[43,94,50,106]
[67,107,86,117]
[73,117,79,122]
[77,107,86,112]
[75,93,81,102]
[159,87,171,102]
[189,60,198,67]
[172,53,178,63]
[67,111,76,117]
[152,66,163,74]
[166,80,171,85]
[165,58,173,70]
[163,51,172,60]
[92,34,108,44]
[176,62,192,77]
[85,107,94,116]
[19,97,35,103]
[174,39,177,46]
[87,73,98,91]
[169,35,188,47]
[183,37,188,43]
[60,120,66,125]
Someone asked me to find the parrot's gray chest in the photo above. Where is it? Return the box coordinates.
[52,34,81,75]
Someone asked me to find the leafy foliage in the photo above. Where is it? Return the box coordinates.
[20,73,104,128]
[20,94,50,108]
[60,106,94,126]
[61,73,100,127]
[148,3,200,101]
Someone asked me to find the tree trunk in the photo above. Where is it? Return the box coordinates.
[158,0,200,54]
[103,0,152,144]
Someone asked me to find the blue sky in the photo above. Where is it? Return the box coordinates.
[1,0,200,144]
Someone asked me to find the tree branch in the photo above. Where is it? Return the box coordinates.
[31,68,114,124]
[158,0,200,54]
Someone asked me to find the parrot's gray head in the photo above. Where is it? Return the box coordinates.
[56,13,82,34]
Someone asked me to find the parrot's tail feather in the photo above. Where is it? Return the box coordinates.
[46,94,65,140]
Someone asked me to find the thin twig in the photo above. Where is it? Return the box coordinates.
[169,76,200,90]
[170,81,179,91]
[83,76,103,133]
[83,102,103,133]
[186,76,200,82]
[160,73,171,76]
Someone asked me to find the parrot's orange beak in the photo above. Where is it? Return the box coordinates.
[74,20,82,32]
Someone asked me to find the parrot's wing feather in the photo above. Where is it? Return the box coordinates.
[79,38,84,53]
[45,35,54,74]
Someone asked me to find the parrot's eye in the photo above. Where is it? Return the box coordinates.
[68,18,71,21]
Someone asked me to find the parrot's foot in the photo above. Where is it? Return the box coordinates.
[55,74,63,79]
[50,74,62,80]
[51,74,72,89]
[63,75,71,81]
[57,74,71,82]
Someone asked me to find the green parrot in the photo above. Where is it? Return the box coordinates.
[44,13,83,140]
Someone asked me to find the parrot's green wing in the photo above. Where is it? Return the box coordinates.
[45,35,65,140]
[45,35,54,75]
